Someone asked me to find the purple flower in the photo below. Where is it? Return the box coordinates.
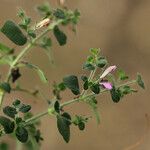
[100,82,113,90]
[100,65,117,79]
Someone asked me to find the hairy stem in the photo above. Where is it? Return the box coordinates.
[24,79,137,125]
[0,20,62,109]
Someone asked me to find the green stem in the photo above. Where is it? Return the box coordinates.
[24,79,137,125]
[0,20,63,109]
[16,140,22,150]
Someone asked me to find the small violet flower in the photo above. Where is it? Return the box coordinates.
[99,65,117,90]
[36,18,51,29]
[100,65,117,79]
[100,82,113,90]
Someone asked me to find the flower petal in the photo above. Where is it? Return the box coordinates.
[36,18,50,29]
[100,82,113,90]
[100,65,117,79]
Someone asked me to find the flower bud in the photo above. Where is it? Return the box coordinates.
[100,65,117,79]
[36,18,50,29]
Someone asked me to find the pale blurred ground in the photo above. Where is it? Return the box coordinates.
[0,0,150,150]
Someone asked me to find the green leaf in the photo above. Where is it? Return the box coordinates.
[96,57,107,68]
[19,104,31,113]
[83,63,95,71]
[87,97,100,124]
[0,116,15,134]
[63,75,80,95]
[90,84,100,94]
[90,48,100,56]
[1,20,27,46]
[54,101,60,113]
[110,86,121,103]
[58,82,66,91]
[118,69,128,80]
[57,113,71,143]
[83,80,89,90]
[78,122,85,131]
[0,82,11,93]
[81,75,88,82]
[0,143,9,150]
[0,55,15,65]
[3,106,17,118]
[137,74,145,89]
[15,126,28,143]
[12,99,21,107]
[40,37,52,49]
[37,3,52,17]
[53,9,65,19]
[53,26,67,46]
[0,42,14,54]
[24,63,48,83]
[28,30,36,38]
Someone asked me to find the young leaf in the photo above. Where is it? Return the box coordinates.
[1,20,27,46]
[0,42,14,54]
[12,99,21,107]
[0,82,11,93]
[53,9,65,19]
[53,26,67,46]
[90,84,100,94]
[0,116,15,134]
[0,55,15,65]
[15,126,28,143]
[110,86,121,103]
[3,106,17,118]
[24,63,48,83]
[137,74,145,89]
[83,63,95,71]
[96,57,107,68]
[63,75,80,95]
[19,104,31,113]
[87,97,100,124]
[78,122,85,131]
[54,101,60,113]
[118,69,128,80]
[57,113,71,143]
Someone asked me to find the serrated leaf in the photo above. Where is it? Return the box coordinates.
[0,82,11,93]
[137,74,145,89]
[57,113,71,143]
[1,20,27,46]
[3,106,17,118]
[63,75,80,95]
[53,26,67,46]
[0,42,14,54]
[15,126,28,143]
[24,63,48,83]
[0,116,15,134]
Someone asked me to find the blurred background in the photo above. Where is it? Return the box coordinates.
[0,0,150,150]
